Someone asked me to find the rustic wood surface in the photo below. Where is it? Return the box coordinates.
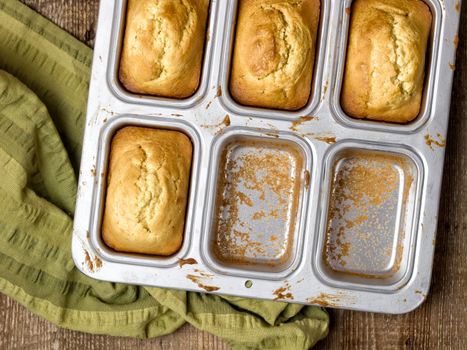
[0,1,466,349]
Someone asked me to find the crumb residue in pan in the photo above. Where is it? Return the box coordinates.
[266,123,278,131]
[414,289,427,298]
[322,80,329,100]
[265,132,280,138]
[454,35,459,48]
[84,250,94,271]
[223,114,231,127]
[323,150,415,278]
[83,250,103,272]
[178,258,198,267]
[315,136,336,144]
[186,274,220,292]
[212,138,304,270]
[216,86,222,97]
[273,282,294,301]
[90,167,96,177]
[94,256,103,269]
[307,293,342,307]
[251,210,266,220]
[193,269,214,278]
[100,107,116,117]
[425,133,446,150]
[201,115,231,134]
[290,116,317,132]
[304,170,311,190]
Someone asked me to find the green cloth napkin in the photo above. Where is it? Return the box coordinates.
[0,0,329,349]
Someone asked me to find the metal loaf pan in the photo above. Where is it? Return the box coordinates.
[72,0,462,314]
[200,128,313,280]
[314,141,424,292]
[88,115,202,268]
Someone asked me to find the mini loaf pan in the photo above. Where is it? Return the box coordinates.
[106,0,219,109]
[217,0,331,120]
[88,115,202,268]
[314,141,424,292]
[72,0,460,314]
[330,0,443,133]
[201,128,313,280]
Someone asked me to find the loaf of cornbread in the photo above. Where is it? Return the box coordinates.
[102,127,193,256]
[341,0,432,123]
[230,0,321,110]
[119,0,210,98]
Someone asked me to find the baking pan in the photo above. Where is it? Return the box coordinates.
[73,0,462,313]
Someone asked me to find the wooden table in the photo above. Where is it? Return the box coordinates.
[1,1,466,349]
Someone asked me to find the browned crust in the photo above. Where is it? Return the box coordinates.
[119,0,210,98]
[102,126,193,256]
[341,0,432,123]
[230,0,321,110]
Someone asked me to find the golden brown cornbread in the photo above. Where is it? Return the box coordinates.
[230,0,321,110]
[102,127,193,256]
[341,0,432,123]
[119,0,210,98]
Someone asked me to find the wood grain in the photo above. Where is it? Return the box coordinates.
[1,1,466,349]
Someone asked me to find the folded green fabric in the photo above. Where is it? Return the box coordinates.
[0,0,329,349]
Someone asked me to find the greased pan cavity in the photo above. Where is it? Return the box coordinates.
[73,0,461,313]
